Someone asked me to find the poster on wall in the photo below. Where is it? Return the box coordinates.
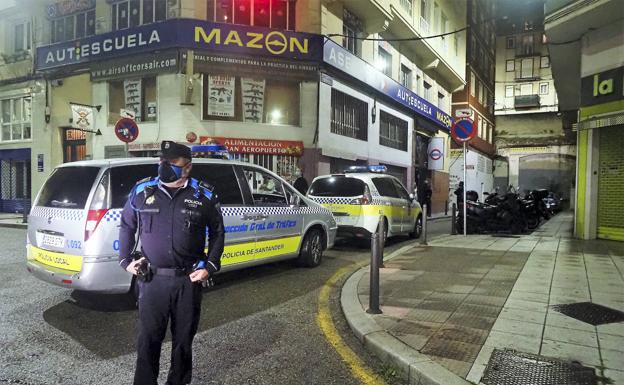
[124,79,142,121]
[208,75,235,117]
[241,78,265,123]
[427,137,445,170]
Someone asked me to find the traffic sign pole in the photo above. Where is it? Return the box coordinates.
[463,142,467,236]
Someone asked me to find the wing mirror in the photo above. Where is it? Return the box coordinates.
[289,194,301,208]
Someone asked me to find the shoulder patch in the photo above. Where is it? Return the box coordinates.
[134,177,158,195]
[190,178,213,200]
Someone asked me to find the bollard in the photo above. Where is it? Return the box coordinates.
[22,198,28,224]
[420,204,428,245]
[378,215,385,268]
[367,221,382,315]
[451,203,457,235]
[444,200,448,215]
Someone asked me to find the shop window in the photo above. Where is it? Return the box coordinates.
[111,0,169,31]
[207,0,295,30]
[51,9,95,43]
[330,88,368,141]
[108,77,157,124]
[379,111,408,151]
[201,75,300,125]
[0,97,31,142]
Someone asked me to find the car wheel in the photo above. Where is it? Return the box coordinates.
[297,229,323,267]
[410,215,422,239]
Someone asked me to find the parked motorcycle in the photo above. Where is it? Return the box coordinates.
[457,191,527,234]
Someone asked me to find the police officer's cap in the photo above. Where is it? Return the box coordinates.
[161,141,192,160]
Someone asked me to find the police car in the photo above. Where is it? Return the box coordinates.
[307,166,422,243]
[26,156,337,294]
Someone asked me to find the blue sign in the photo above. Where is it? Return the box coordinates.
[36,19,323,71]
[322,39,453,131]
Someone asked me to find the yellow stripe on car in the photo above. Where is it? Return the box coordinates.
[211,236,302,266]
[31,246,83,272]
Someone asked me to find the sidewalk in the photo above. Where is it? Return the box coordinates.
[0,213,27,229]
[341,213,624,385]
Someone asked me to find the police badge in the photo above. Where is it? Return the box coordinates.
[146,196,155,205]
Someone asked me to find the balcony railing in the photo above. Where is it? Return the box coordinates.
[514,94,540,108]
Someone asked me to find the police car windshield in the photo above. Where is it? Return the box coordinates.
[36,167,101,209]
[309,177,366,197]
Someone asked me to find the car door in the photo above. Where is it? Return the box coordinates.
[242,165,304,260]
[371,177,403,234]
[392,178,415,233]
[191,163,255,268]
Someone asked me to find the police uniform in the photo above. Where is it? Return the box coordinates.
[119,141,225,385]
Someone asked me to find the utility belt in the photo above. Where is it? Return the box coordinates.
[133,252,214,287]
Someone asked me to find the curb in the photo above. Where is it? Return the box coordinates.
[340,246,471,385]
[0,222,27,229]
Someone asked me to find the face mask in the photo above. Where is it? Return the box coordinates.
[158,162,184,183]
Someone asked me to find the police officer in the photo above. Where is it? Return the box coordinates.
[119,141,225,385]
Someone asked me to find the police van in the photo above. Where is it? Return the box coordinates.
[26,157,337,294]
[307,166,422,243]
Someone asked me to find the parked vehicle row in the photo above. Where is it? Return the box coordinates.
[26,158,418,297]
[457,188,559,234]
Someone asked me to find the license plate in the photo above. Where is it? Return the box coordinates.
[41,233,65,248]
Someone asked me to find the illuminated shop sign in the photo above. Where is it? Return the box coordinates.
[36,19,323,70]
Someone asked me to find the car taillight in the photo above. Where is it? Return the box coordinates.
[85,209,108,241]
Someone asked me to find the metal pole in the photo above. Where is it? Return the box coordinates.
[367,220,382,315]
[451,203,457,235]
[444,200,448,216]
[378,215,385,268]
[22,198,27,223]
[463,142,467,236]
[420,204,428,245]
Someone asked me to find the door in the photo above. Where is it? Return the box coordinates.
[63,128,87,162]
[371,177,403,234]
[191,164,256,267]
[392,178,414,232]
[0,153,31,213]
[242,166,303,260]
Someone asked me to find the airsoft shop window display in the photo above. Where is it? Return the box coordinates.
[202,74,300,126]
[108,77,157,124]
[207,0,296,31]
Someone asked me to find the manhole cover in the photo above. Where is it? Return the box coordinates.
[482,349,597,385]
[551,302,624,325]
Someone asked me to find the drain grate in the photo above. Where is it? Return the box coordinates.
[482,349,597,385]
[551,302,624,325]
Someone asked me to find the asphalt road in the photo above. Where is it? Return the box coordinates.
[0,218,451,385]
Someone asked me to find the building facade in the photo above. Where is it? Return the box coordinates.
[450,0,496,203]
[1,0,466,215]
[494,0,575,202]
[545,0,624,241]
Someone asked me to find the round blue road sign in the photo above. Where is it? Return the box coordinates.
[451,118,476,144]
[114,118,139,143]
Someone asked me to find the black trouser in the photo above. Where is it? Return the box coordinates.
[134,274,202,385]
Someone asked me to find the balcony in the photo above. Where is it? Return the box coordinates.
[514,94,540,109]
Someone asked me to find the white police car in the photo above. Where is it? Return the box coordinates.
[26,156,337,294]
[308,165,422,243]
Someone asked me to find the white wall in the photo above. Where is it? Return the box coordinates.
[317,78,413,169]
[449,149,494,203]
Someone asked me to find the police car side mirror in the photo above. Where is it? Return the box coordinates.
[289,194,301,208]
[409,193,418,202]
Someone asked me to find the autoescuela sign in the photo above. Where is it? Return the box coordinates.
[36,19,323,71]
[322,39,453,132]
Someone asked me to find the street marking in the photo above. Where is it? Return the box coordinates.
[317,264,387,385]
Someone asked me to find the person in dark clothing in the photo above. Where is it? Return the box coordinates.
[454,181,464,204]
[423,180,433,217]
[119,141,225,385]
[293,174,309,195]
